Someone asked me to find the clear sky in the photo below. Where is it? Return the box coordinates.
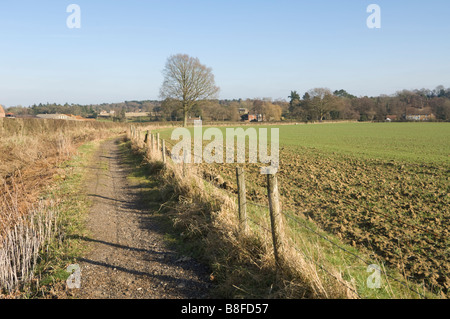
[1,0,449,107]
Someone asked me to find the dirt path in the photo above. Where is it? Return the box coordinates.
[71,138,211,299]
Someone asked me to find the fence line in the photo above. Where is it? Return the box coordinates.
[291,243,362,299]
[130,129,364,297]
[246,216,273,235]
[163,134,444,243]
[280,211,427,298]
[128,126,432,299]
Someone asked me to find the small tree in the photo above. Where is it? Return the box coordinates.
[160,54,220,127]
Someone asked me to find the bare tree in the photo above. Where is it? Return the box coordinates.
[308,88,337,122]
[160,54,220,127]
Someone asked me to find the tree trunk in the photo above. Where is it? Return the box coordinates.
[184,111,188,127]
[183,103,188,127]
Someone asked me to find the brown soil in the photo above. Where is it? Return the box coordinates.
[68,138,212,299]
[199,146,450,295]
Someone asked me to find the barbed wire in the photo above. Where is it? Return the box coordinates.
[247,201,270,210]
[280,210,427,299]
[246,216,272,235]
[130,133,433,298]
[134,134,447,235]
[138,134,446,247]
[292,244,362,299]
[163,134,446,240]
[247,210,362,298]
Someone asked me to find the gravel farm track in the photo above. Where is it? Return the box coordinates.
[67,138,211,299]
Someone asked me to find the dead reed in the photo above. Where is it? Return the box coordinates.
[0,195,57,294]
[0,118,124,296]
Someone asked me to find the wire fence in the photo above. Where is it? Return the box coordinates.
[128,126,441,299]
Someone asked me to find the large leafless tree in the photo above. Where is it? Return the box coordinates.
[160,54,220,127]
[308,88,338,122]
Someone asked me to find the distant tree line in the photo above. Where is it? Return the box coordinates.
[5,85,450,122]
[6,100,161,120]
[288,85,450,122]
[159,98,285,122]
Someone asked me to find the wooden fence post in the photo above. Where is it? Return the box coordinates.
[162,139,167,164]
[138,130,141,146]
[236,167,249,235]
[151,133,155,153]
[267,173,285,268]
[157,133,160,153]
[147,132,152,157]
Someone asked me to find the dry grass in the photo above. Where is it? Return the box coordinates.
[0,118,124,181]
[127,126,359,299]
[0,118,125,295]
[0,191,57,294]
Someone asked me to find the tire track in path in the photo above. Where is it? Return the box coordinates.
[71,138,211,299]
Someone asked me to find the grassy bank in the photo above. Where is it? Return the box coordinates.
[126,131,359,298]
[130,124,446,299]
[0,140,101,298]
[0,117,123,297]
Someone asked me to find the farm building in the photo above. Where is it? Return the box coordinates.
[405,107,436,121]
[385,115,398,122]
[125,112,150,118]
[187,116,202,123]
[241,113,263,122]
[36,114,93,121]
[36,114,72,120]
[405,113,436,121]
[0,104,5,118]
[98,110,116,117]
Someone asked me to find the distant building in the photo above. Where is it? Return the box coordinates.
[385,115,398,122]
[36,114,92,121]
[241,113,263,122]
[125,112,150,118]
[14,114,37,119]
[404,107,436,121]
[98,110,116,117]
[187,116,202,123]
[66,114,95,121]
[405,114,436,121]
[36,114,72,120]
[0,104,5,118]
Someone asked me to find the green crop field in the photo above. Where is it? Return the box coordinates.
[158,122,450,163]
[155,122,450,296]
[278,122,450,164]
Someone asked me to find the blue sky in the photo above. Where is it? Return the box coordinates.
[1,0,449,107]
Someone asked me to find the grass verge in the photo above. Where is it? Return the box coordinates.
[20,140,101,298]
[123,135,356,299]
[123,128,444,299]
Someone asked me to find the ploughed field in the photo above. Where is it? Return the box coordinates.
[159,122,450,295]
